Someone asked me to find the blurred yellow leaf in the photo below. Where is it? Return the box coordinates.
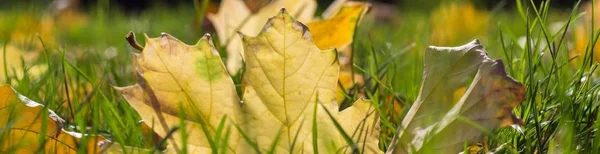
[8,14,56,49]
[307,1,369,51]
[0,3,88,83]
[117,9,381,153]
[572,1,600,63]
[0,13,53,83]
[0,85,108,153]
[306,2,369,102]
[430,1,488,46]
[0,44,47,84]
[387,40,525,153]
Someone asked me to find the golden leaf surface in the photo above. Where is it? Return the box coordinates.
[307,1,369,51]
[208,0,369,75]
[117,9,380,153]
[0,85,108,153]
[386,40,525,153]
[207,0,317,74]
[115,33,241,153]
[309,2,370,103]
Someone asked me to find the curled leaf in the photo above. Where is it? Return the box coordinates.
[0,85,108,153]
[387,40,525,153]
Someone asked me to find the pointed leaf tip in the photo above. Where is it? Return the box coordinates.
[207,0,318,75]
[0,85,109,153]
[470,39,481,45]
[279,7,287,14]
[293,20,313,41]
[143,33,151,42]
[202,33,211,40]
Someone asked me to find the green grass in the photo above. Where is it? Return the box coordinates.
[1,0,600,153]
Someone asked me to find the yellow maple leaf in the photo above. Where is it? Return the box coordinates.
[117,9,380,153]
[208,0,369,103]
[207,0,317,74]
[386,40,525,153]
[0,85,108,153]
[208,0,369,75]
[116,32,241,153]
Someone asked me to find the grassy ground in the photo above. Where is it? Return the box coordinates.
[1,0,600,153]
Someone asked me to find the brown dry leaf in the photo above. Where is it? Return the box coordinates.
[386,40,525,153]
[116,9,381,153]
[0,85,109,153]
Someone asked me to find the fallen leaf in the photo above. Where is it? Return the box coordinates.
[208,0,370,75]
[386,40,525,153]
[208,0,369,104]
[307,1,369,51]
[116,32,241,153]
[308,2,369,103]
[238,9,378,153]
[0,85,108,153]
[117,9,381,153]
[207,0,317,74]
